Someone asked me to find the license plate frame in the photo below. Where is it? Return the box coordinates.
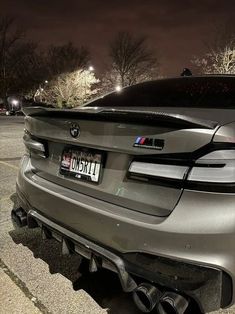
[60,146,104,184]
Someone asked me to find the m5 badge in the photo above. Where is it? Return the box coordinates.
[134,137,164,150]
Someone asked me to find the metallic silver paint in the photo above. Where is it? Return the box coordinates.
[17,102,235,311]
[17,155,235,307]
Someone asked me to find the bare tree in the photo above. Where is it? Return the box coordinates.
[46,42,90,76]
[41,69,99,107]
[0,16,48,98]
[0,16,24,97]
[0,16,95,102]
[109,31,159,88]
[99,68,122,95]
[10,42,48,94]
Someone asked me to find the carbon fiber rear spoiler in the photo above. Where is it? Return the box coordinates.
[22,105,218,129]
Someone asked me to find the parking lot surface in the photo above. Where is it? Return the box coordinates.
[0,115,234,314]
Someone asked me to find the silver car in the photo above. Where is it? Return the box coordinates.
[12,76,235,313]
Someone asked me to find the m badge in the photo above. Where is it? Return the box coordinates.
[134,137,164,150]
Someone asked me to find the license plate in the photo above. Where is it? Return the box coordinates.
[60,148,103,183]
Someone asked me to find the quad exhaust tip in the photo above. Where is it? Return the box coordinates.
[133,283,162,313]
[11,207,27,228]
[158,292,189,314]
[133,283,189,313]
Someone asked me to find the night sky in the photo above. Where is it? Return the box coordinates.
[1,0,235,76]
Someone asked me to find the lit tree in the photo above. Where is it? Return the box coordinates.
[41,69,100,107]
[192,25,235,74]
[192,45,235,74]
[30,42,91,101]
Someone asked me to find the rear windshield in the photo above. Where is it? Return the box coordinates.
[89,76,235,108]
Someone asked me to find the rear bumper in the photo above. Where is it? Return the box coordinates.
[22,208,228,314]
[16,155,235,312]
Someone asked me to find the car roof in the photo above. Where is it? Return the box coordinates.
[84,74,235,109]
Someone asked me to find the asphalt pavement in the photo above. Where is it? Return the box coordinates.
[0,115,234,314]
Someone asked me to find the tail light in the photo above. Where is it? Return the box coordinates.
[128,148,235,192]
[188,150,235,183]
[23,131,47,158]
[129,161,188,180]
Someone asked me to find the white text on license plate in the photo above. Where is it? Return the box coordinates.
[69,151,101,182]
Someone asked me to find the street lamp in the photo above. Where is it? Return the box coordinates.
[115,85,122,92]
[12,99,19,106]
[84,66,95,103]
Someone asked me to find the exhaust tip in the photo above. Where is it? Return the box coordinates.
[11,208,27,228]
[133,283,162,313]
[159,292,189,314]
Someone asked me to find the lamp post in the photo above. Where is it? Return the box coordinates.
[84,66,94,103]
[34,80,49,102]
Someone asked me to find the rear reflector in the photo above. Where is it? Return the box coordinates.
[129,149,235,190]
[129,161,188,180]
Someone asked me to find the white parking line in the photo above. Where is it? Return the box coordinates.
[0,161,19,171]
[0,195,12,202]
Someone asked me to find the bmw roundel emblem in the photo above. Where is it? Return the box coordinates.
[70,124,80,138]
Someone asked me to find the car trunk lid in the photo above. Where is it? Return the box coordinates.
[23,105,224,217]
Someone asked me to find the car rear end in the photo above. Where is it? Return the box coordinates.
[14,76,235,313]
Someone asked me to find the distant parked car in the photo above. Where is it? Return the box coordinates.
[5,96,23,115]
[0,103,6,115]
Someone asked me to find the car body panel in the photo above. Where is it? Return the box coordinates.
[17,155,235,311]
[16,76,235,312]
[23,115,219,217]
